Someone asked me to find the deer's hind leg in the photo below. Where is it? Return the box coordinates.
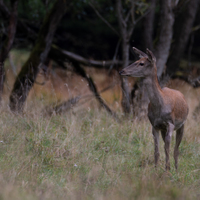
[174,124,184,170]
[164,123,174,171]
[161,130,166,142]
[152,127,160,168]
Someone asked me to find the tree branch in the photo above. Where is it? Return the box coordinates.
[109,39,121,72]
[88,2,119,36]
[116,0,126,31]
[134,9,151,25]
[0,0,10,19]
[72,61,119,121]
[49,45,124,69]
[125,10,131,23]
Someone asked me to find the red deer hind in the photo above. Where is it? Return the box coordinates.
[120,47,189,171]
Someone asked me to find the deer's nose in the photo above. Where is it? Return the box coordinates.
[119,70,124,75]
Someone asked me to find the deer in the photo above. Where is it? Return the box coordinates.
[119,47,189,171]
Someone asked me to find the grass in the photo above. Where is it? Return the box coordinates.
[0,104,200,200]
[1,49,200,199]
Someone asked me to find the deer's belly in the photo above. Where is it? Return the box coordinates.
[148,116,168,131]
[148,112,185,131]
[148,109,173,130]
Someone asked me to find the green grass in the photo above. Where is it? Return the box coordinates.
[0,106,200,200]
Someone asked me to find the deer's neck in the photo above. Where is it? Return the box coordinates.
[143,67,164,108]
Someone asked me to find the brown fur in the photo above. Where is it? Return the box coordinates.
[120,47,189,170]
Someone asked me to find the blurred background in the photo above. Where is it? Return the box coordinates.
[1,0,200,117]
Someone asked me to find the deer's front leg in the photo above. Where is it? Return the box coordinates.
[152,127,160,168]
[164,123,174,171]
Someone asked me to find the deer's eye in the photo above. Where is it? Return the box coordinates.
[139,63,144,66]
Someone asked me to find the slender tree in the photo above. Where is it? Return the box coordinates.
[88,0,148,115]
[115,0,135,115]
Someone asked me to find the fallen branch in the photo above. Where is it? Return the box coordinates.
[44,77,119,121]
[44,96,81,115]
[49,45,123,69]
[68,60,120,121]
[88,1,119,36]
[49,50,119,121]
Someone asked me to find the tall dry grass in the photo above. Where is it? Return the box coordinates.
[0,49,199,199]
[0,100,199,199]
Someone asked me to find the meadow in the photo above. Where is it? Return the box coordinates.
[0,50,200,199]
[0,105,200,200]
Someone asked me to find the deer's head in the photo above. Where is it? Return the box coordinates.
[119,47,156,78]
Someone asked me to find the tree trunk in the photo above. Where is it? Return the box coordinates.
[120,40,132,114]
[115,0,134,115]
[9,0,69,112]
[166,0,200,76]
[0,0,18,103]
[0,63,4,102]
[142,0,156,50]
[137,0,156,118]
[154,0,174,78]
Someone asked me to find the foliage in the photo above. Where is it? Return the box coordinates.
[17,0,55,24]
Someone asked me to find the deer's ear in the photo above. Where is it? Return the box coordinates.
[132,47,147,58]
[146,48,156,64]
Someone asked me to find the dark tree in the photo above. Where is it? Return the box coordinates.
[142,0,156,51]
[167,0,200,76]
[9,0,70,112]
[154,0,174,77]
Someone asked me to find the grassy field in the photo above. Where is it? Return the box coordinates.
[0,103,199,200]
[0,49,200,199]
